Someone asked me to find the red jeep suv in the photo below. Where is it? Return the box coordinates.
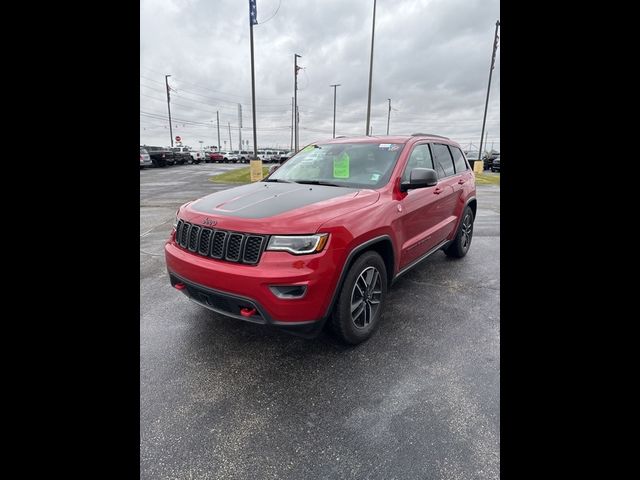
[165,134,476,344]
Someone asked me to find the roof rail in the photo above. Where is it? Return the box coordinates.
[335,135,347,138]
[411,133,449,139]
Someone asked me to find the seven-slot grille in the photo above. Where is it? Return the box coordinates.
[175,220,266,265]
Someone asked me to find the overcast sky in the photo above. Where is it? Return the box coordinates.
[140,0,500,152]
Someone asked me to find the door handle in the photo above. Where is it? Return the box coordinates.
[458,179,466,185]
[434,187,444,195]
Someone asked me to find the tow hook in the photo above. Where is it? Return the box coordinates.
[240,307,257,318]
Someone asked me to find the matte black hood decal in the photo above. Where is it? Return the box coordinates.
[190,182,360,219]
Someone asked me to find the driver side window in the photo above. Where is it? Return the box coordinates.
[401,144,434,182]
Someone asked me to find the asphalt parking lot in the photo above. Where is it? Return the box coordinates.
[140,164,500,479]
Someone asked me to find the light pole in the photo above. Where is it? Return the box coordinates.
[216,111,221,152]
[249,0,258,159]
[330,84,341,138]
[165,74,173,147]
[365,0,377,136]
[478,20,500,173]
[386,98,391,135]
[294,53,302,152]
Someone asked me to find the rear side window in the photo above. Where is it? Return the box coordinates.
[431,144,455,178]
[449,146,468,173]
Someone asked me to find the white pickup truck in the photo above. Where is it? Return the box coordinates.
[174,146,206,164]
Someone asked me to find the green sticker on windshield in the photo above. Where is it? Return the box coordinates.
[302,145,315,152]
[333,152,350,178]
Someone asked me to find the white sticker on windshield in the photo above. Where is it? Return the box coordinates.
[370,173,381,181]
[378,143,391,149]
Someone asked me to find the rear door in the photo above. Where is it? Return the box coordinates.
[430,143,461,241]
[448,145,473,198]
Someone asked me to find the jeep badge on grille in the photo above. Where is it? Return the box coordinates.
[202,218,217,226]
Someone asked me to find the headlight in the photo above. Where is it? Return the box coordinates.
[173,210,179,229]
[266,234,329,255]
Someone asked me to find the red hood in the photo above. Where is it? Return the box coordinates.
[180,181,380,234]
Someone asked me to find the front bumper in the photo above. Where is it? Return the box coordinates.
[165,235,345,331]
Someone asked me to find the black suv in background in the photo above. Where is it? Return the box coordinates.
[170,147,191,165]
[144,146,176,167]
[483,150,500,170]
[490,156,500,172]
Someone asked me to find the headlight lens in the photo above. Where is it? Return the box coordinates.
[173,210,179,229]
[266,234,329,255]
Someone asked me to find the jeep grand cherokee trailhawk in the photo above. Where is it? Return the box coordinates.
[165,134,476,344]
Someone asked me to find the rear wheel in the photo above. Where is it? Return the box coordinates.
[444,206,474,258]
[330,251,387,345]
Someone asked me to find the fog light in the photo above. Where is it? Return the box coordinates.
[269,285,307,299]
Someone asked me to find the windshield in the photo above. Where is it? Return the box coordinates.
[267,142,404,189]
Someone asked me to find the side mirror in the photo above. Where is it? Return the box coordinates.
[400,168,438,192]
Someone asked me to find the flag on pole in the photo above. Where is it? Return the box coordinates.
[249,0,258,25]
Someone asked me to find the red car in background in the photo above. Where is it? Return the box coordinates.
[208,152,225,163]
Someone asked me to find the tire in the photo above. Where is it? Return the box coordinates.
[330,251,387,345]
[444,206,474,258]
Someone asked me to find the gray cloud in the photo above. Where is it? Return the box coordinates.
[141,0,500,151]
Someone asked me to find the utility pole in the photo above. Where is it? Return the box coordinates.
[216,111,221,152]
[485,130,489,156]
[237,103,243,153]
[294,53,302,152]
[386,98,391,135]
[228,122,233,151]
[365,0,377,136]
[478,20,500,174]
[290,97,294,150]
[165,74,174,147]
[330,83,341,138]
[249,0,258,159]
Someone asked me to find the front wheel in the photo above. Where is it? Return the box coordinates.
[330,251,387,345]
[444,206,474,258]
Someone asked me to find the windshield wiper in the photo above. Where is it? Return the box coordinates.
[264,178,293,183]
[292,180,342,187]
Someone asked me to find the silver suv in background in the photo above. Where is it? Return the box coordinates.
[140,147,153,168]
[223,151,239,163]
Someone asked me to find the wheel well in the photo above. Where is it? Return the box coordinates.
[467,199,477,219]
[345,238,395,286]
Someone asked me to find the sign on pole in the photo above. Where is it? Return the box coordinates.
[250,159,263,182]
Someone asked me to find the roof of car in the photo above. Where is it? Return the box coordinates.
[320,134,453,144]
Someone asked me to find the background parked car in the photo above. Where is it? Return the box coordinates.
[483,150,500,170]
[490,156,500,172]
[170,147,192,165]
[140,147,153,168]
[239,150,250,163]
[144,145,175,167]
[189,149,207,164]
[263,150,275,162]
[223,151,239,163]
[208,151,225,163]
